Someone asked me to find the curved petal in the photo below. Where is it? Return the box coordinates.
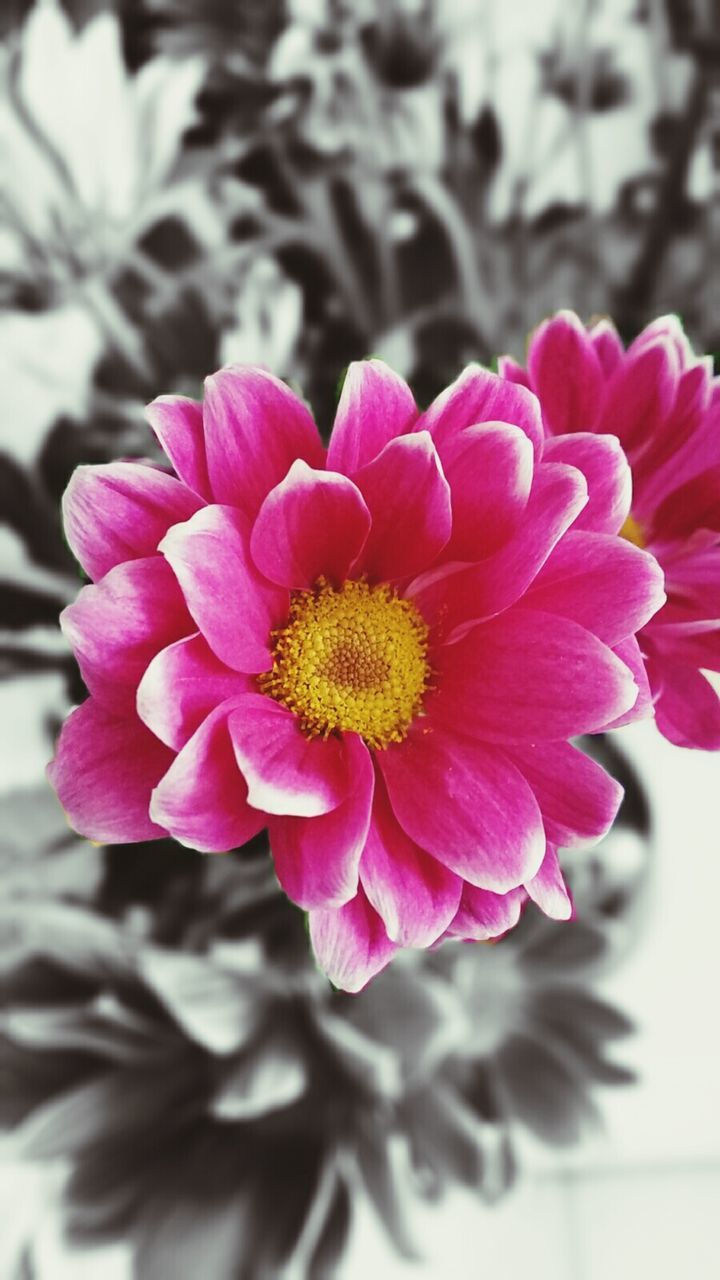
[229,693,350,817]
[598,338,679,454]
[327,359,418,474]
[647,659,720,750]
[359,771,462,946]
[440,422,533,560]
[378,724,545,891]
[47,700,173,843]
[309,887,398,992]
[150,702,266,851]
[541,433,631,534]
[432,608,638,742]
[62,461,204,582]
[418,363,544,458]
[601,635,652,729]
[159,505,288,674]
[407,462,588,637]
[588,317,624,375]
[523,530,666,646]
[527,310,604,434]
[267,734,373,909]
[525,844,573,920]
[60,557,193,715]
[445,883,525,940]
[203,365,324,516]
[505,741,623,848]
[250,461,370,589]
[145,395,212,499]
[497,354,532,389]
[651,467,720,539]
[353,432,452,580]
[137,632,252,750]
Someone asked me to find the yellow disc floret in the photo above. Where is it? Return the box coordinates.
[258,578,431,749]
[619,513,646,549]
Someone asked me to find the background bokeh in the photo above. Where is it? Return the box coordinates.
[1,2,719,1277]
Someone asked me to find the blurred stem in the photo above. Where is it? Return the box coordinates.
[283,1152,340,1278]
[80,278,150,381]
[408,172,492,336]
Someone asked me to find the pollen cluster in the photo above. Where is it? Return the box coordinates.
[258,578,431,749]
[619,513,646,549]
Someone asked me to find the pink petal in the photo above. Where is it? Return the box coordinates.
[149,702,266,851]
[632,360,715,506]
[308,887,398,992]
[497,355,532,389]
[432,608,638,742]
[541,433,631,534]
[504,741,623,848]
[137,632,252,750]
[203,366,324,516]
[145,395,212,499]
[445,884,525,940]
[629,314,693,369]
[326,359,418,475]
[647,659,720,750]
[407,461,588,636]
[228,693,349,817]
[417,363,545,458]
[378,724,545,891]
[60,557,193,716]
[650,467,720,539]
[159,505,288,674]
[523,530,665,646]
[47,700,173,844]
[598,338,679,455]
[359,771,462,946]
[250,460,370,589]
[267,734,373,909]
[525,844,573,920]
[527,311,605,434]
[440,423,533,559]
[601,635,652,729]
[353,432,452,580]
[588,318,624,375]
[62,462,204,582]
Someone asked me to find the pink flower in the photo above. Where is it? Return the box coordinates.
[502,312,720,750]
[47,362,664,989]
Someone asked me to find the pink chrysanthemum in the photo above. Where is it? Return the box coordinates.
[47,361,664,989]
[502,312,720,750]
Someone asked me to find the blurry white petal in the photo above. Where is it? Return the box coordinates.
[139,948,265,1055]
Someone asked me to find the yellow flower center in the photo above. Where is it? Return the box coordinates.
[619,513,646,549]
[258,578,431,749]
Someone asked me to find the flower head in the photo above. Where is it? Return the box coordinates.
[48,359,664,989]
[502,311,720,749]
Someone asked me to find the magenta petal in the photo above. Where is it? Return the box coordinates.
[150,702,266,851]
[159,505,288,674]
[137,633,252,750]
[598,338,679,454]
[250,461,370,589]
[651,467,720,539]
[47,700,173,843]
[440,423,533,559]
[601,636,652,730]
[308,887,398,992]
[497,355,532,389]
[527,310,605,435]
[268,735,373,909]
[525,844,572,920]
[203,365,324,516]
[359,772,462,946]
[523,530,666,647]
[541,433,631,534]
[353,432,452,580]
[647,659,720,750]
[145,395,212,499]
[378,725,545,891]
[62,462,204,582]
[326,359,418,475]
[407,461,588,635]
[418,363,544,458]
[433,608,638,742]
[505,741,622,848]
[60,557,193,716]
[588,318,624,375]
[229,693,349,817]
[445,884,525,941]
